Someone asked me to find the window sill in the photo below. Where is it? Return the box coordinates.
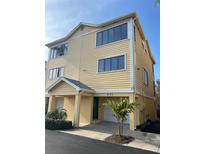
[95,38,130,49]
[98,68,126,74]
[48,55,67,61]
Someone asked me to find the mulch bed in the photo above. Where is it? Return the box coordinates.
[104,135,134,144]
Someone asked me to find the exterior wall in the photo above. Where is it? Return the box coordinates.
[136,95,156,124]
[46,20,131,91]
[79,96,93,124]
[49,81,77,95]
[134,23,155,97]
[64,96,75,122]
[64,95,93,125]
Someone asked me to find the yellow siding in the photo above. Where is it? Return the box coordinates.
[134,23,155,97]
[136,95,156,123]
[64,96,93,124]
[49,81,77,95]
[46,19,131,91]
[64,96,75,122]
[79,96,93,124]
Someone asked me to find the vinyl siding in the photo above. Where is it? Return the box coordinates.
[49,81,77,95]
[134,24,155,97]
[46,20,131,91]
[64,96,93,124]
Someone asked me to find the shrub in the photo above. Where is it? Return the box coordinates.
[45,118,72,130]
[46,109,67,120]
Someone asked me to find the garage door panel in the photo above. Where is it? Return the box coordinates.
[104,106,130,124]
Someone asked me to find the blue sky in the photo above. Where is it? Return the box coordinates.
[45,0,160,80]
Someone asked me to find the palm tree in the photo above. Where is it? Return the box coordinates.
[104,98,138,136]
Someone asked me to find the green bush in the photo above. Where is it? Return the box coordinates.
[45,118,72,130]
[46,109,67,120]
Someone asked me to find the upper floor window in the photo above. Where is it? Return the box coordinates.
[96,23,127,46]
[143,68,149,86]
[49,44,68,59]
[98,55,125,72]
[48,67,64,80]
[142,41,147,53]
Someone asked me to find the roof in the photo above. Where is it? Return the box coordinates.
[46,77,95,93]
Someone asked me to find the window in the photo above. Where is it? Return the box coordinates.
[118,55,125,69]
[98,55,125,72]
[49,44,68,59]
[48,67,64,79]
[111,57,117,70]
[114,25,121,41]
[121,23,128,39]
[108,28,114,43]
[98,59,104,72]
[105,58,111,71]
[96,32,102,46]
[96,23,128,46]
[102,30,108,44]
[144,68,149,86]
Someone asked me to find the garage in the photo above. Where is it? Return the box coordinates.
[104,106,130,124]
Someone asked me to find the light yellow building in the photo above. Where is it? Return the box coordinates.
[45,12,157,130]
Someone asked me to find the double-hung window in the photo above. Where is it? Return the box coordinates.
[48,67,64,79]
[96,23,127,46]
[49,44,68,59]
[143,68,149,86]
[98,55,125,72]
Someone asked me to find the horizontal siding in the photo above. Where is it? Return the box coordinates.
[49,81,77,95]
[46,20,132,91]
[135,24,155,97]
[79,32,131,90]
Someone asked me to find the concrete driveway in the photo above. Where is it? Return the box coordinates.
[81,122,160,146]
[46,130,158,154]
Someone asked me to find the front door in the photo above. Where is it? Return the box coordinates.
[93,97,99,120]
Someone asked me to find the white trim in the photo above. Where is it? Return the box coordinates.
[128,19,136,92]
[95,89,134,94]
[61,78,81,91]
[96,53,127,74]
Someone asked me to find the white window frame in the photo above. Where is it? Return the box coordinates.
[97,53,127,74]
[48,67,64,80]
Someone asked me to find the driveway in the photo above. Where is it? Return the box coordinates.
[46,130,158,154]
[81,122,160,146]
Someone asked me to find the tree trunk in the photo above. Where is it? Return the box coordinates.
[121,120,123,136]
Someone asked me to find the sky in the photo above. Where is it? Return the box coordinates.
[45,0,160,80]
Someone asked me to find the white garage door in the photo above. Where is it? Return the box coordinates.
[104,106,130,124]
[56,97,64,110]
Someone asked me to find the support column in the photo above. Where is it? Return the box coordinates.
[129,94,140,130]
[48,96,55,112]
[73,94,81,127]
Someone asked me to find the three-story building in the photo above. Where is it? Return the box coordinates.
[45,12,156,130]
